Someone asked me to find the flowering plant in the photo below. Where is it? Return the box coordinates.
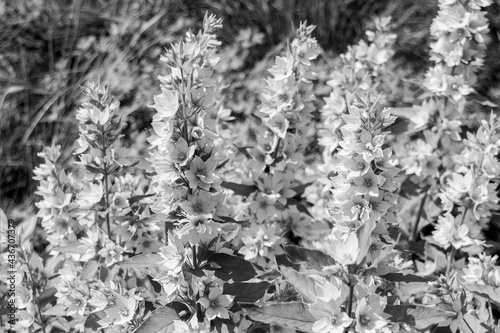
[3,5,500,333]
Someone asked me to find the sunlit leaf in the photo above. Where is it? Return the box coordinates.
[245,302,315,331]
[117,254,162,269]
[224,282,271,304]
[135,306,179,333]
[384,304,455,330]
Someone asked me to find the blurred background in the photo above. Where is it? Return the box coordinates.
[1,0,500,215]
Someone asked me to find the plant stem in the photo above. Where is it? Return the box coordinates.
[101,128,112,241]
[344,282,355,333]
[445,246,456,278]
[488,300,494,329]
[24,250,47,333]
[446,208,468,277]
[411,191,428,242]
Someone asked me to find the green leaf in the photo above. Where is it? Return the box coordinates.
[117,254,162,269]
[463,284,500,307]
[43,304,68,316]
[38,287,57,307]
[283,245,336,271]
[280,266,323,303]
[384,304,456,330]
[215,215,249,225]
[207,253,257,281]
[459,313,490,333]
[213,318,237,333]
[85,311,107,330]
[81,260,99,280]
[289,182,313,196]
[221,181,257,197]
[245,302,316,331]
[223,281,271,304]
[128,193,155,205]
[52,243,88,254]
[380,273,430,283]
[136,306,179,333]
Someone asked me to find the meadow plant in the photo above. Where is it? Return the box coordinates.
[4,8,500,333]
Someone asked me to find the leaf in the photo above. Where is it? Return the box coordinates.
[463,284,500,307]
[380,273,430,283]
[117,254,163,269]
[215,215,249,225]
[43,304,68,316]
[280,266,323,303]
[206,253,257,282]
[85,311,107,330]
[289,182,313,196]
[52,243,88,254]
[38,287,57,307]
[245,302,316,331]
[135,306,179,333]
[459,313,490,333]
[81,260,99,280]
[128,193,155,204]
[223,282,271,304]
[213,318,237,333]
[283,245,336,271]
[384,304,456,330]
[221,181,257,197]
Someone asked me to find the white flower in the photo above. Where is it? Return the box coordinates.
[198,287,234,320]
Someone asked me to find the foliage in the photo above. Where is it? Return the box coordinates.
[2,1,500,332]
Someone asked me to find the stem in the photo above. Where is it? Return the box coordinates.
[347,283,355,317]
[344,282,355,333]
[445,246,456,278]
[446,208,468,277]
[192,245,197,269]
[101,128,112,241]
[178,67,190,141]
[411,191,428,242]
[24,251,47,333]
[488,301,494,329]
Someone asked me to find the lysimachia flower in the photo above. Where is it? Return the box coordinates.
[324,95,401,267]
[98,239,124,266]
[355,295,388,333]
[463,253,500,286]
[185,156,218,190]
[319,16,396,159]
[198,286,234,320]
[310,298,352,333]
[432,212,473,250]
[424,0,491,103]
[238,223,281,262]
[439,114,500,220]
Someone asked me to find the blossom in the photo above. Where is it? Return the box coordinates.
[198,287,234,320]
[98,239,124,266]
[432,213,473,250]
[180,191,218,216]
[185,156,217,190]
[355,296,388,333]
[249,193,278,222]
[151,87,179,118]
[310,298,352,333]
[352,170,383,197]
[111,191,130,210]
[239,224,280,261]
[170,137,194,166]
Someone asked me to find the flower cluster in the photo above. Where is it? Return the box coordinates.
[320,16,396,158]
[423,0,491,103]
[433,114,500,251]
[323,95,400,266]
[149,13,230,245]
[33,144,82,247]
